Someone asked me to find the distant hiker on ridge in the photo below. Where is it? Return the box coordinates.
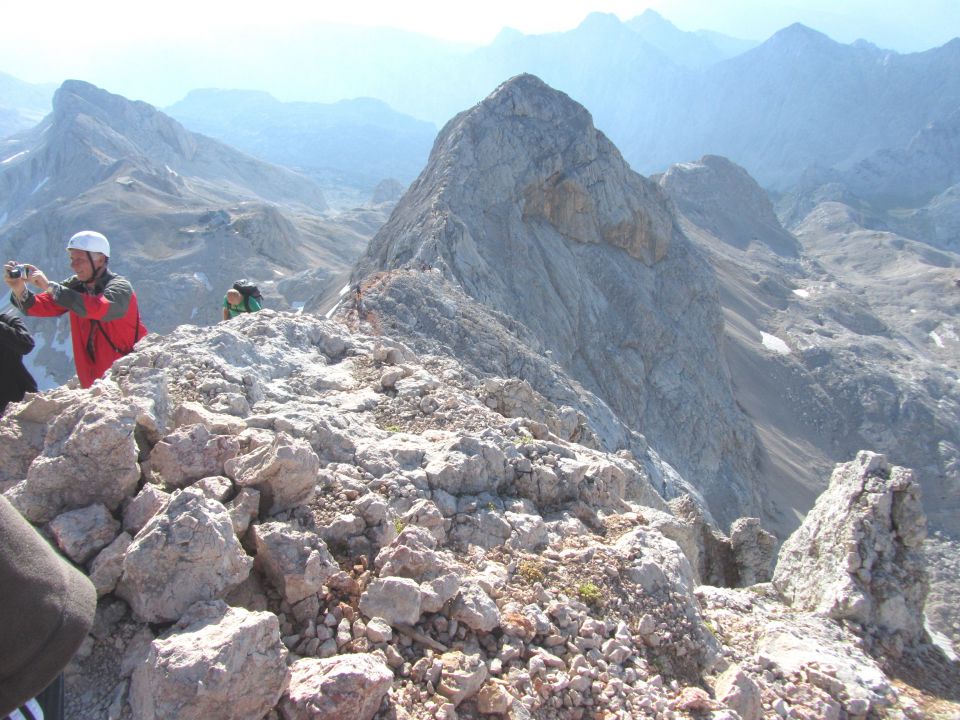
[222,280,263,320]
[4,231,148,389]
[0,310,38,415]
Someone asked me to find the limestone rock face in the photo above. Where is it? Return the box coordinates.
[146,423,240,489]
[251,520,339,604]
[773,451,928,644]
[280,654,393,720]
[4,386,141,522]
[129,600,288,720]
[225,431,320,515]
[658,155,801,257]
[117,487,253,622]
[351,73,761,527]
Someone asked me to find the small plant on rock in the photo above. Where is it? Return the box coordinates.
[576,581,603,607]
[517,559,546,584]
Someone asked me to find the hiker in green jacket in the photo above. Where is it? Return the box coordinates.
[222,288,261,320]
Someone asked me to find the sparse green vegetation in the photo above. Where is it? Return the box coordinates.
[576,581,603,607]
[393,518,407,534]
[512,433,533,446]
[385,424,402,433]
[517,559,546,584]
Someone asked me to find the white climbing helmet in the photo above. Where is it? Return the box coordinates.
[66,231,110,257]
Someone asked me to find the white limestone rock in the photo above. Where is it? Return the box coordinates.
[225,431,320,515]
[48,503,120,564]
[251,520,338,605]
[280,653,392,720]
[6,387,141,522]
[773,451,928,643]
[129,600,288,720]
[116,487,252,622]
[145,424,240,489]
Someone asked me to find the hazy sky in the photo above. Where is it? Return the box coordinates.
[3,0,957,84]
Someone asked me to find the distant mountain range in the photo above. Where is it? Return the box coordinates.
[165,90,437,201]
[0,71,55,138]
[3,11,958,201]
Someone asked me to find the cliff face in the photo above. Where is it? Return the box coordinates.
[354,74,761,527]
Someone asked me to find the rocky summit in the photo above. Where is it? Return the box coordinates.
[0,310,954,718]
[352,74,761,530]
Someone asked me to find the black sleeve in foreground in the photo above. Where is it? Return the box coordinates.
[0,313,35,356]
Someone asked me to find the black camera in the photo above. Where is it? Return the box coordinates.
[6,264,31,279]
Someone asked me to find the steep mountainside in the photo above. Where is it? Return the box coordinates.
[166,90,436,204]
[660,156,960,531]
[0,71,53,139]
[346,74,762,529]
[660,156,960,655]
[0,80,375,386]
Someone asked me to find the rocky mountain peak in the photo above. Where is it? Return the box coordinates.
[362,72,677,277]
[0,310,951,718]
[352,74,761,527]
[658,155,801,256]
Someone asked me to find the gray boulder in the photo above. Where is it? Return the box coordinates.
[280,654,392,720]
[117,488,252,622]
[251,520,339,604]
[5,387,140,522]
[773,451,928,646]
[129,600,288,720]
[225,431,320,515]
[48,503,120,564]
[145,424,240,489]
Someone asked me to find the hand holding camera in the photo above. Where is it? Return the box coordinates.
[6,263,32,279]
[4,261,49,295]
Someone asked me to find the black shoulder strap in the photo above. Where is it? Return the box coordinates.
[87,307,142,361]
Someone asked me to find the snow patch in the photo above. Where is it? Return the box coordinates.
[338,284,351,296]
[31,177,49,194]
[165,165,179,177]
[291,302,305,314]
[930,331,944,348]
[1,151,28,164]
[190,306,198,319]
[761,332,792,355]
[193,271,213,292]
[792,288,810,299]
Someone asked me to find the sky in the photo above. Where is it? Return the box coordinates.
[2,0,958,86]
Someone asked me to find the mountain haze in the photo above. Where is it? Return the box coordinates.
[166,90,437,205]
[0,71,54,139]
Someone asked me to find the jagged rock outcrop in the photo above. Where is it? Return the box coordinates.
[129,600,288,720]
[349,73,762,528]
[1,311,953,719]
[116,487,252,622]
[773,451,928,653]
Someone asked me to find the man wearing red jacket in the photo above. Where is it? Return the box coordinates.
[4,231,147,389]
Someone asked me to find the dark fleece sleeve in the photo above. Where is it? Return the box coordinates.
[0,496,97,716]
[46,274,133,321]
[0,313,35,356]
